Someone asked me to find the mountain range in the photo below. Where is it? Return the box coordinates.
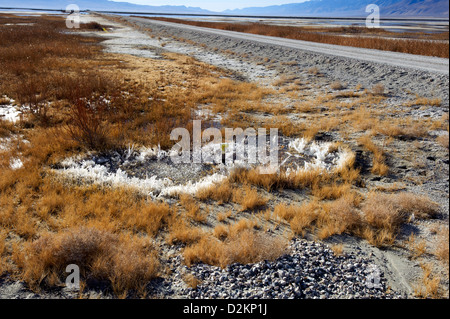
[1,0,448,17]
[0,0,213,14]
[224,0,449,18]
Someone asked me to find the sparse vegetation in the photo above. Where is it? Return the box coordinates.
[330,81,346,90]
[414,263,443,299]
[183,229,287,268]
[0,12,447,299]
[358,135,389,176]
[371,84,385,96]
[436,134,449,149]
[19,227,159,294]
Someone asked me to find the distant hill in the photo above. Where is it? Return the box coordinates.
[0,0,213,14]
[224,0,450,18]
[1,0,448,17]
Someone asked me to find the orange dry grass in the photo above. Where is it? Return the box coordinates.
[229,166,328,192]
[414,263,443,299]
[179,194,208,223]
[436,134,449,149]
[317,194,362,239]
[288,201,321,237]
[358,135,389,176]
[405,234,427,259]
[362,192,439,230]
[233,186,268,211]
[183,229,287,268]
[17,227,159,293]
[434,226,449,266]
[271,191,438,245]
[0,137,171,295]
[196,181,233,204]
[166,216,205,245]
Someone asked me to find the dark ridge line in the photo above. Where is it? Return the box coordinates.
[0,7,449,22]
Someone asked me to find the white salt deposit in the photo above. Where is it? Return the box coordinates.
[55,138,354,197]
[58,158,227,198]
[57,146,227,198]
[10,158,23,170]
[0,97,21,123]
[287,138,354,172]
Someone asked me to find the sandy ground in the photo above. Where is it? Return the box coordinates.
[1,13,448,299]
[93,14,450,298]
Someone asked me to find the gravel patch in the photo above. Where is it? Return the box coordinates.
[151,238,402,299]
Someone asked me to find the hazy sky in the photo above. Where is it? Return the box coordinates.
[112,1,309,12]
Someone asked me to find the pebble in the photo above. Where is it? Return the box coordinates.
[151,238,402,299]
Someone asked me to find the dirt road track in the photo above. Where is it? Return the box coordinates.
[128,17,449,75]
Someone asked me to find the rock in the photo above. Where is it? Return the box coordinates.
[171,238,402,299]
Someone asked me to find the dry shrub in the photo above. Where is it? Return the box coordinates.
[36,186,68,219]
[362,192,439,232]
[373,117,429,140]
[0,119,16,138]
[405,234,427,259]
[308,67,320,75]
[213,224,229,240]
[233,186,267,211]
[289,201,321,237]
[122,202,171,236]
[436,134,449,149]
[179,194,207,223]
[64,98,112,151]
[196,181,233,204]
[413,97,442,107]
[274,203,298,222]
[20,227,159,294]
[273,75,294,87]
[318,194,362,239]
[312,183,352,200]
[434,226,449,265]
[358,135,389,176]
[371,84,385,96]
[357,192,439,247]
[371,161,389,176]
[394,193,440,219]
[183,230,287,268]
[414,263,442,299]
[166,216,205,245]
[362,227,396,247]
[184,273,201,289]
[228,218,260,236]
[217,210,232,223]
[0,16,103,126]
[330,81,346,90]
[362,193,407,231]
[330,244,344,256]
[229,166,328,193]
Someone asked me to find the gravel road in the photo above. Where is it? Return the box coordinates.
[128,17,449,75]
[123,16,449,106]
